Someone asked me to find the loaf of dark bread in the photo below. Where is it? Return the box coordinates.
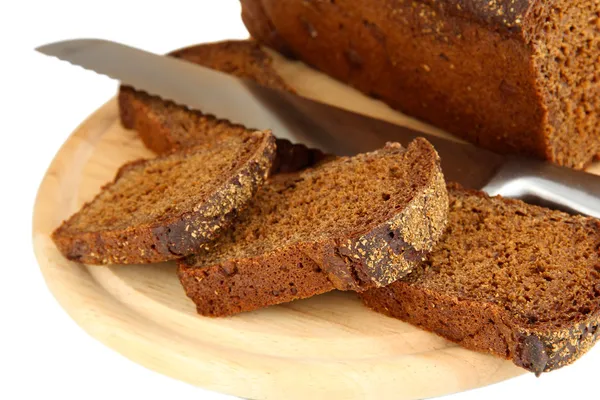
[178,138,448,316]
[52,132,276,264]
[118,40,324,174]
[241,0,600,169]
[360,184,600,375]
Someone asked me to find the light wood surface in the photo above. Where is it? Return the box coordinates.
[32,51,600,400]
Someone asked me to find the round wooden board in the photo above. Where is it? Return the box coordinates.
[32,52,600,400]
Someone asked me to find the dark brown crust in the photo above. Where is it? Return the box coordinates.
[421,0,534,33]
[51,133,277,265]
[241,0,295,56]
[240,0,600,169]
[239,0,546,160]
[359,184,600,375]
[360,274,600,375]
[268,137,327,175]
[323,142,448,289]
[177,138,449,316]
[246,0,535,36]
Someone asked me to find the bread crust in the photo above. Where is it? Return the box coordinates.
[178,139,449,316]
[360,185,600,374]
[52,133,276,264]
[240,0,600,168]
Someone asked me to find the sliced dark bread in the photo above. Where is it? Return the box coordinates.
[118,39,323,174]
[52,131,276,265]
[178,138,448,316]
[359,184,600,375]
[118,40,292,154]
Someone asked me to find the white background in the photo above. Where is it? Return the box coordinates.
[2,1,598,399]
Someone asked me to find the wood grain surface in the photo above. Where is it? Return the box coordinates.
[32,48,600,400]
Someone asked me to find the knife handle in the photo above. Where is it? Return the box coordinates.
[483,157,600,219]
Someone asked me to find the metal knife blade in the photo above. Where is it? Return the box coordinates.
[36,39,600,217]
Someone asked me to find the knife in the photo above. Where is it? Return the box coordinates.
[36,38,600,218]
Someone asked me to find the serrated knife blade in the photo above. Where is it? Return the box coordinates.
[36,38,600,217]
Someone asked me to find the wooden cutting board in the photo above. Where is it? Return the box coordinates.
[32,49,600,400]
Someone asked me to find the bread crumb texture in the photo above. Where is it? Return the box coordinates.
[361,184,600,374]
[179,138,448,316]
[52,132,276,264]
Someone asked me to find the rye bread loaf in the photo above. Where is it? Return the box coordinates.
[241,0,600,169]
[118,40,323,174]
[360,184,600,375]
[52,131,276,265]
[178,138,448,317]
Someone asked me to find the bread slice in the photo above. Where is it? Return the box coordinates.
[118,40,293,155]
[360,184,600,375]
[178,138,448,316]
[117,39,324,174]
[52,131,276,265]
